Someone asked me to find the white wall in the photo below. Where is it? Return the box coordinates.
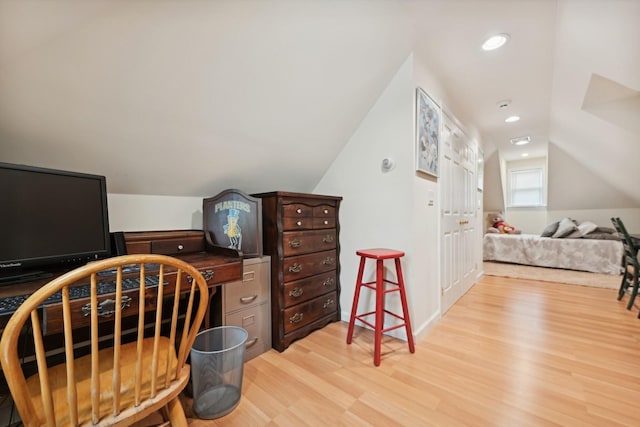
[107,193,203,232]
[315,53,449,340]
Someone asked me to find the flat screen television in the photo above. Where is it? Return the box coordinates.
[0,162,111,284]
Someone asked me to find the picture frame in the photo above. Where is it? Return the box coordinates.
[415,87,441,177]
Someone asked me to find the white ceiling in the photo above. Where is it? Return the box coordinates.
[0,0,638,203]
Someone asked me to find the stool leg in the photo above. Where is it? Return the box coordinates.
[395,258,415,353]
[374,259,384,366]
[346,256,366,344]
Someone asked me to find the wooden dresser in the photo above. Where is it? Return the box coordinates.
[253,191,342,352]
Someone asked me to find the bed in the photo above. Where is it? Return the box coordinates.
[483,233,624,275]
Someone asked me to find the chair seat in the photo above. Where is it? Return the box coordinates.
[355,248,405,260]
[27,337,188,426]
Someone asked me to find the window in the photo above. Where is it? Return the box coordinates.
[508,167,545,207]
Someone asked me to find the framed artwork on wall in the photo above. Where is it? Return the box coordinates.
[415,87,441,178]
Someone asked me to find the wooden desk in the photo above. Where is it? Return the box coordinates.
[0,230,242,337]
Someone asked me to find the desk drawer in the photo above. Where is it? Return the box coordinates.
[224,262,269,313]
[225,303,270,361]
[43,287,159,335]
[151,237,204,255]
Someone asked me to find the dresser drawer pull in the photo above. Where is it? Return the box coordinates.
[288,239,302,248]
[177,244,184,251]
[240,295,258,304]
[323,220,329,225]
[289,287,303,298]
[296,208,303,214]
[296,221,303,227]
[245,337,259,349]
[288,263,303,273]
[323,298,335,309]
[322,257,334,266]
[323,209,329,214]
[82,295,132,317]
[289,312,304,324]
[322,277,334,287]
[322,235,334,243]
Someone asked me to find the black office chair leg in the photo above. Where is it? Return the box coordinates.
[626,277,639,310]
[618,270,629,300]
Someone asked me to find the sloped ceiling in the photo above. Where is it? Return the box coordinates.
[0,0,638,204]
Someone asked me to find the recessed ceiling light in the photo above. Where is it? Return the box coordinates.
[482,33,510,51]
[510,136,531,146]
[505,115,520,123]
[521,153,529,157]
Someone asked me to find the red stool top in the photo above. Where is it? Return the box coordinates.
[356,248,405,260]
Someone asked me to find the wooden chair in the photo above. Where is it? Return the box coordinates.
[0,254,209,426]
[611,218,639,312]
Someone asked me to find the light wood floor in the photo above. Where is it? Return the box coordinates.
[182,275,640,426]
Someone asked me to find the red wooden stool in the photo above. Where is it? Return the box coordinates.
[346,248,415,366]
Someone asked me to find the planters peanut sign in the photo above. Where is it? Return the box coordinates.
[203,189,262,257]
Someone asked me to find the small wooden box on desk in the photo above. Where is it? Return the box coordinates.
[253,191,342,352]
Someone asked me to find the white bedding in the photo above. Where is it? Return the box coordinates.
[483,233,624,275]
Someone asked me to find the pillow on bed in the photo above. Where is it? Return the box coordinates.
[552,218,578,238]
[541,221,560,237]
[567,221,598,238]
[594,226,615,234]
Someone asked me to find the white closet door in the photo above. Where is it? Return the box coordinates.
[440,116,477,314]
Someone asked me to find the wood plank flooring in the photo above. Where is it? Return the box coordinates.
[179,275,640,425]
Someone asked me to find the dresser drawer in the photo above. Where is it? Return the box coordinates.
[312,205,335,218]
[283,250,337,282]
[283,204,313,218]
[283,271,337,308]
[283,217,313,231]
[225,303,270,361]
[312,217,335,229]
[283,291,338,334]
[282,207,336,231]
[224,266,269,313]
[282,230,337,256]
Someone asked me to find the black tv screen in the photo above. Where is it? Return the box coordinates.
[0,162,110,282]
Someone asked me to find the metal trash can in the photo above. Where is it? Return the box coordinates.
[190,326,248,419]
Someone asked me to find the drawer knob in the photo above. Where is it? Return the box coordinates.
[288,263,303,273]
[240,295,258,304]
[322,257,334,266]
[322,277,334,287]
[289,312,304,324]
[288,239,302,248]
[177,244,184,251]
[289,287,303,298]
[82,296,132,317]
[323,209,329,214]
[323,220,329,225]
[296,221,303,227]
[322,235,334,243]
[296,208,302,214]
[323,298,335,309]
